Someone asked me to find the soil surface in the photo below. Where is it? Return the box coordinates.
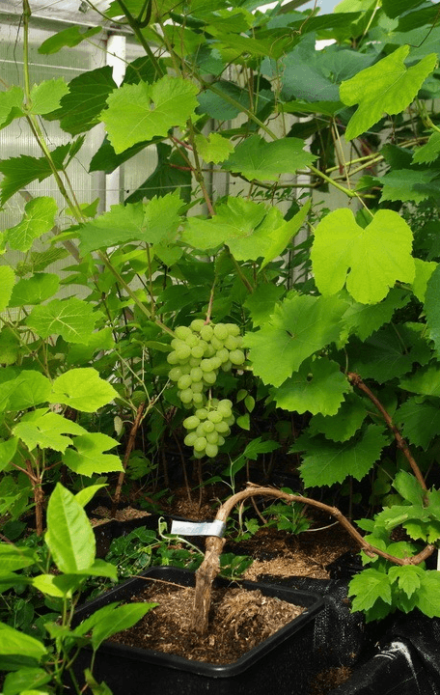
[110,579,305,664]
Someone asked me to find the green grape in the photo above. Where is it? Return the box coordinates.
[167,351,180,365]
[168,367,183,382]
[202,420,215,433]
[180,388,194,404]
[221,360,232,372]
[176,344,191,360]
[205,344,216,357]
[210,336,223,351]
[185,334,199,348]
[189,356,201,367]
[202,371,217,385]
[191,382,204,393]
[225,323,240,337]
[210,398,219,407]
[200,359,213,372]
[175,326,192,340]
[206,431,219,444]
[184,432,198,446]
[171,338,185,350]
[213,323,228,341]
[217,435,225,446]
[190,367,203,382]
[194,436,207,452]
[207,410,222,424]
[196,409,208,421]
[225,415,235,426]
[220,399,233,409]
[216,348,229,363]
[224,335,239,351]
[193,450,204,459]
[191,345,204,359]
[193,393,204,406]
[218,399,232,415]
[229,349,245,366]
[215,421,229,433]
[183,416,200,430]
[190,319,205,332]
[210,356,222,370]
[200,325,214,341]
[196,424,206,436]
[177,375,192,390]
[205,443,218,458]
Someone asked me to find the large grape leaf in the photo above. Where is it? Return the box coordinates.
[382,0,425,19]
[243,283,285,328]
[45,483,95,573]
[400,366,440,398]
[424,263,440,356]
[413,131,440,164]
[38,25,102,54]
[79,192,182,255]
[308,392,368,443]
[50,368,118,412]
[415,572,440,618]
[125,143,191,204]
[295,425,388,488]
[4,197,57,252]
[29,79,69,115]
[340,46,437,140]
[412,259,437,303]
[377,169,440,204]
[26,298,96,344]
[221,135,315,181]
[101,76,199,154]
[0,144,70,206]
[9,273,60,308]
[0,266,15,313]
[194,132,234,164]
[45,66,117,135]
[341,289,410,342]
[347,326,415,384]
[244,294,347,387]
[311,209,415,304]
[274,358,351,416]
[14,412,85,453]
[89,136,153,174]
[348,569,392,612]
[260,201,311,271]
[63,433,123,476]
[6,371,52,411]
[0,87,24,130]
[280,35,340,102]
[0,438,18,472]
[0,328,20,366]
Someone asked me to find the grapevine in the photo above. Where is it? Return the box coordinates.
[167,320,245,458]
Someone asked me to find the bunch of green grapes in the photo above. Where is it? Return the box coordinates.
[167,319,245,409]
[183,399,235,458]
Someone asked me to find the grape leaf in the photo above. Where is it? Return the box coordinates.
[347,326,414,384]
[280,35,340,102]
[101,76,199,154]
[413,258,437,303]
[38,25,102,54]
[400,366,440,398]
[4,197,57,252]
[66,328,115,366]
[260,201,311,271]
[0,266,15,313]
[415,572,440,618]
[295,425,388,488]
[311,208,415,304]
[63,433,123,477]
[0,145,70,206]
[396,397,440,450]
[340,46,437,140]
[274,358,351,416]
[194,132,234,165]
[348,569,392,612]
[221,135,316,181]
[125,142,191,204]
[79,192,182,255]
[6,371,52,411]
[424,263,440,356]
[377,169,440,204]
[243,437,280,460]
[0,328,20,366]
[14,413,85,453]
[244,294,347,387]
[393,470,425,506]
[50,368,118,412]
[382,0,425,19]
[308,392,368,442]
[388,565,423,599]
[89,136,156,174]
[9,273,60,308]
[29,79,69,115]
[0,87,24,129]
[413,131,440,164]
[0,438,18,473]
[26,298,96,344]
[46,66,117,135]
[197,81,251,120]
[341,289,410,342]
[243,283,284,328]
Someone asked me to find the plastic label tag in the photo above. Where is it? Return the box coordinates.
[170,519,226,537]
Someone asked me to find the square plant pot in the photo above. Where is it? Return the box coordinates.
[72,566,324,695]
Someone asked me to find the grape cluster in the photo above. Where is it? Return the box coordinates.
[183,399,235,459]
[167,320,245,409]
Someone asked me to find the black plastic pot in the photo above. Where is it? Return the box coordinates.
[72,566,324,695]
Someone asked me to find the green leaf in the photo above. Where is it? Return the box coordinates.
[79,192,182,255]
[413,259,437,303]
[0,622,47,660]
[9,273,60,308]
[311,209,415,304]
[3,667,51,695]
[308,393,368,443]
[63,432,123,476]
[0,87,24,130]
[125,142,191,204]
[424,263,440,356]
[50,368,118,412]
[260,201,311,271]
[0,438,18,472]
[101,76,199,154]
[243,437,280,460]
[221,135,315,182]
[296,425,388,488]
[400,366,440,398]
[0,145,70,206]
[341,289,410,342]
[84,669,113,695]
[75,484,107,508]
[90,602,156,651]
[4,197,57,252]
[388,565,423,599]
[7,371,52,411]
[413,131,440,164]
[349,568,392,613]
[89,136,152,174]
[396,398,440,450]
[376,169,440,204]
[393,471,425,506]
[46,66,116,135]
[0,544,36,573]
[347,326,414,384]
[274,358,351,416]
[31,574,74,599]
[244,294,347,387]
[26,297,97,344]
[243,283,284,328]
[415,572,440,618]
[279,100,344,117]
[0,266,15,312]
[340,46,437,140]
[280,36,340,103]
[66,328,115,366]
[38,25,102,54]
[45,483,95,573]
[14,412,85,453]
[0,328,20,366]
[29,79,69,115]
[194,132,234,164]
[382,0,425,19]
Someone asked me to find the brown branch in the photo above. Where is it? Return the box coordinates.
[111,402,146,518]
[191,484,435,635]
[348,372,427,492]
